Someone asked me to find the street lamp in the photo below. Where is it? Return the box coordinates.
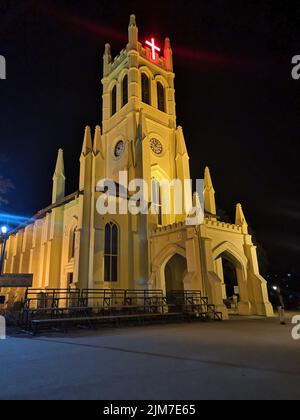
[1,226,7,235]
[0,226,8,275]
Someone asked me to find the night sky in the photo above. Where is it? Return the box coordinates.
[0,1,299,276]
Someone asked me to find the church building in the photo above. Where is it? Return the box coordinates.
[0,15,273,319]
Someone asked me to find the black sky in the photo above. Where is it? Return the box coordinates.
[0,0,299,275]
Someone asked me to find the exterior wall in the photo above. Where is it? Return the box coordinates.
[1,198,81,302]
[59,200,80,289]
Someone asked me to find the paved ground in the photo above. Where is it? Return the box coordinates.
[0,313,300,400]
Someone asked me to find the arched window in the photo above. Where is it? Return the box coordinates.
[157,82,165,112]
[141,73,150,105]
[104,222,119,282]
[70,226,77,259]
[151,178,162,226]
[111,85,117,116]
[122,75,128,107]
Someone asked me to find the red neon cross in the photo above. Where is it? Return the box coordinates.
[146,38,160,60]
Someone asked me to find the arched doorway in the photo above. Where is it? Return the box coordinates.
[165,254,187,302]
[213,243,250,315]
[221,257,239,313]
[222,258,238,299]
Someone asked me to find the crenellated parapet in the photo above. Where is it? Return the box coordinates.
[151,217,244,236]
[151,221,187,236]
[204,217,243,233]
[110,49,128,73]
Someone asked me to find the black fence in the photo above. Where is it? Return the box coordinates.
[18,287,222,335]
[24,288,81,310]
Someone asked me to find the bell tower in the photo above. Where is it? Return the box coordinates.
[101,15,191,224]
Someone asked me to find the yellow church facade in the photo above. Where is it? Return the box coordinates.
[0,16,273,319]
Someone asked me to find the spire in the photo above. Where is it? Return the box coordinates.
[235,203,248,234]
[82,126,93,156]
[129,14,136,26]
[53,148,65,178]
[164,37,173,72]
[52,149,65,204]
[79,127,93,192]
[128,14,138,50]
[176,126,188,157]
[93,125,104,159]
[103,43,112,77]
[204,166,216,216]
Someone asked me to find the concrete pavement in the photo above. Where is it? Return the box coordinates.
[0,314,299,400]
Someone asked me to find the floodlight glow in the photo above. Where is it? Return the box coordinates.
[273,286,278,291]
[0,212,31,225]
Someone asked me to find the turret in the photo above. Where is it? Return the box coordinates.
[164,37,173,72]
[52,149,65,204]
[81,126,93,156]
[128,14,138,51]
[79,126,93,190]
[77,126,93,289]
[92,125,105,182]
[235,203,248,234]
[103,43,112,77]
[204,167,217,217]
[93,125,104,159]
[175,126,191,219]
[176,126,188,157]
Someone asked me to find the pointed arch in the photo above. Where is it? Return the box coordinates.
[70,226,77,259]
[212,241,250,314]
[121,74,128,107]
[151,243,188,294]
[152,243,186,274]
[141,73,151,105]
[212,241,248,273]
[157,81,165,112]
[104,222,119,283]
[111,85,117,116]
[68,223,78,261]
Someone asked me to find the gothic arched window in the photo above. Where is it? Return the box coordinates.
[141,73,150,105]
[122,75,128,107]
[157,82,165,112]
[70,226,77,259]
[151,178,162,226]
[104,222,119,282]
[111,85,117,116]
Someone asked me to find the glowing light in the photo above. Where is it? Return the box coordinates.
[146,38,160,60]
[1,226,7,235]
[273,286,278,291]
[0,213,31,225]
